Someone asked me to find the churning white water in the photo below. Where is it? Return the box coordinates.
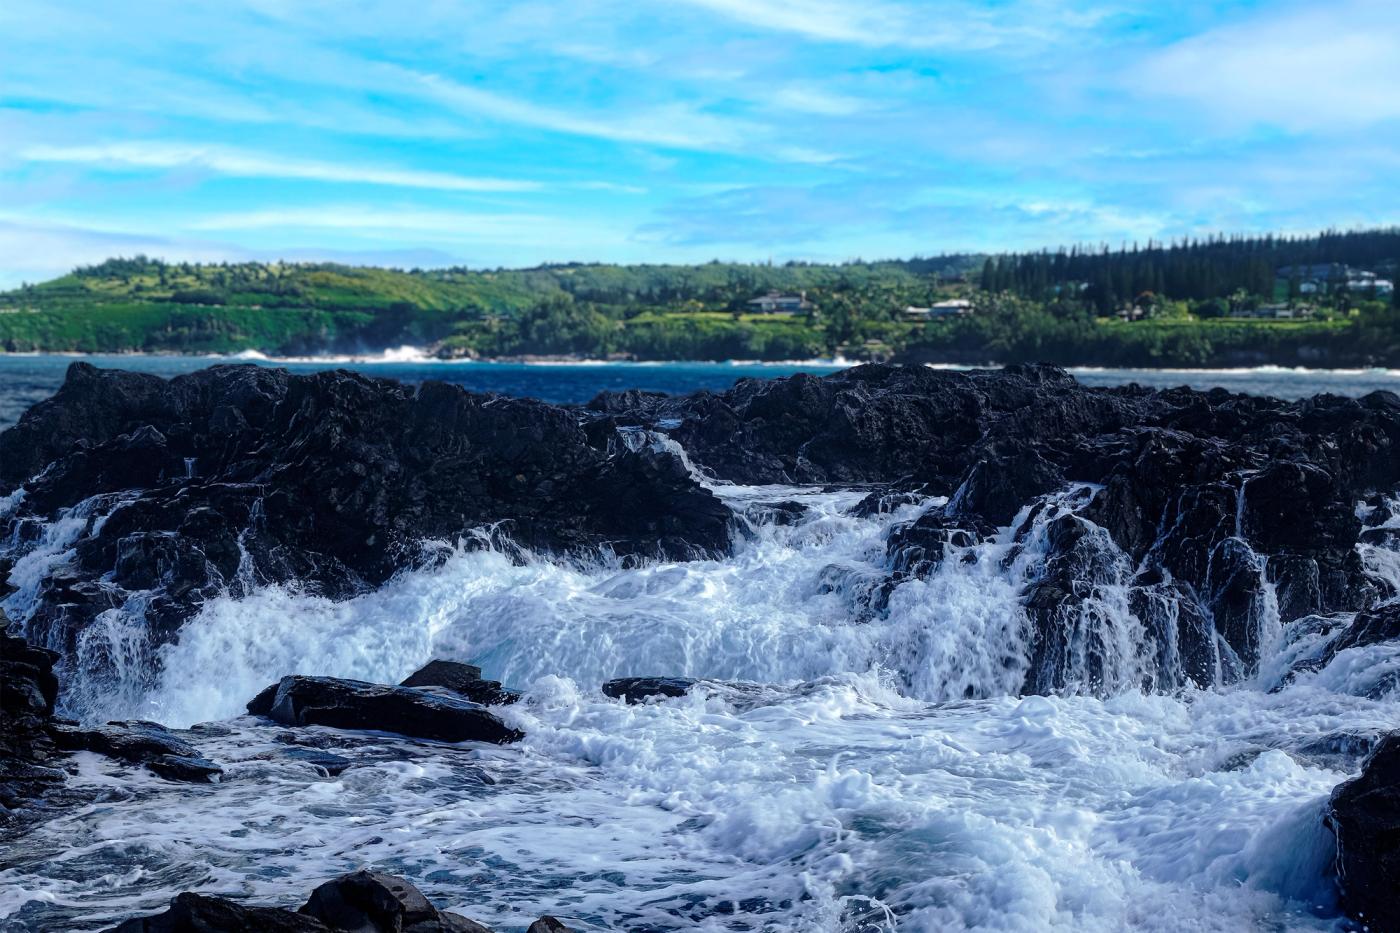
[3,472,1398,931]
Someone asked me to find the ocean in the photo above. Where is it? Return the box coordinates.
[1,355,1395,931]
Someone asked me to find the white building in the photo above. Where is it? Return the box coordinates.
[747,291,814,315]
[904,299,972,321]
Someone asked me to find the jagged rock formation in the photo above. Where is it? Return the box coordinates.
[105,869,573,932]
[594,363,1400,692]
[1328,733,1400,933]
[0,362,731,659]
[0,618,68,826]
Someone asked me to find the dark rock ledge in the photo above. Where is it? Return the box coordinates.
[105,869,575,933]
[0,618,69,829]
[0,362,732,657]
[1328,733,1400,932]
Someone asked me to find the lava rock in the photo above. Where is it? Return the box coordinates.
[0,621,70,818]
[53,719,223,783]
[107,892,332,932]
[401,660,519,706]
[105,871,495,933]
[526,918,575,933]
[275,746,355,777]
[0,363,733,654]
[248,675,523,744]
[603,677,698,704]
[147,753,223,783]
[299,870,490,933]
[1328,733,1400,932]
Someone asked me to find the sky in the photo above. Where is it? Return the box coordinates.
[2,0,1398,286]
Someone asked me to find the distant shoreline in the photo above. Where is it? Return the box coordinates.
[5,348,1400,378]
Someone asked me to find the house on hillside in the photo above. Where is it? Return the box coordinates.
[1229,303,1316,320]
[903,299,972,321]
[1345,271,1394,295]
[747,291,814,315]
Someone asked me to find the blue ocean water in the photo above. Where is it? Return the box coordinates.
[3,353,1400,432]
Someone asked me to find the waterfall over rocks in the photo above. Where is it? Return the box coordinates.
[5,362,1400,932]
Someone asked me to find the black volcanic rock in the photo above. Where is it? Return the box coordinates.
[107,892,333,932]
[0,619,70,819]
[300,871,490,933]
[401,660,519,706]
[0,363,731,656]
[1328,733,1400,932]
[526,919,575,933]
[248,675,523,744]
[603,676,698,703]
[13,361,1400,702]
[53,719,223,783]
[106,871,496,932]
[587,363,1400,689]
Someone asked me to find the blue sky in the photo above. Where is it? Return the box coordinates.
[2,0,1398,285]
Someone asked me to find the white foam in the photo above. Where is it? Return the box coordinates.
[3,477,1397,930]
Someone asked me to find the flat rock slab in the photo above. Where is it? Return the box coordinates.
[248,676,523,745]
[53,720,223,782]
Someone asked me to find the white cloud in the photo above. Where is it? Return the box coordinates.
[405,71,750,152]
[19,142,541,192]
[673,0,1122,50]
[186,205,637,249]
[770,85,870,116]
[1129,0,1400,131]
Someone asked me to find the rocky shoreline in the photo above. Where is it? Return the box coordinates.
[4,361,1400,929]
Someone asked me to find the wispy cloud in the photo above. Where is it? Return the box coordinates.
[1127,0,1400,131]
[404,71,756,154]
[186,205,637,250]
[19,142,544,192]
[3,0,1400,283]
[673,0,1126,50]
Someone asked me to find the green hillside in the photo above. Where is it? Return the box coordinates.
[2,235,1399,367]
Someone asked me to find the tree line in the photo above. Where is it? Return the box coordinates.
[977,229,1400,313]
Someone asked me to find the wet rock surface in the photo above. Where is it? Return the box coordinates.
[602,676,699,704]
[596,364,1400,690]
[53,719,223,783]
[1328,733,1400,933]
[401,659,520,706]
[104,869,570,932]
[247,675,524,744]
[1,363,732,655]
[0,619,70,825]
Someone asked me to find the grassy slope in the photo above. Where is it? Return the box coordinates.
[0,257,1390,365]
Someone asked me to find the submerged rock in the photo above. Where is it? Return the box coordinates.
[53,720,222,783]
[247,675,523,744]
[274,745,355,777]
[401,660,519,706]
[105,870,508,932]
[1328,733,1400,932]
[603,677,699,704]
